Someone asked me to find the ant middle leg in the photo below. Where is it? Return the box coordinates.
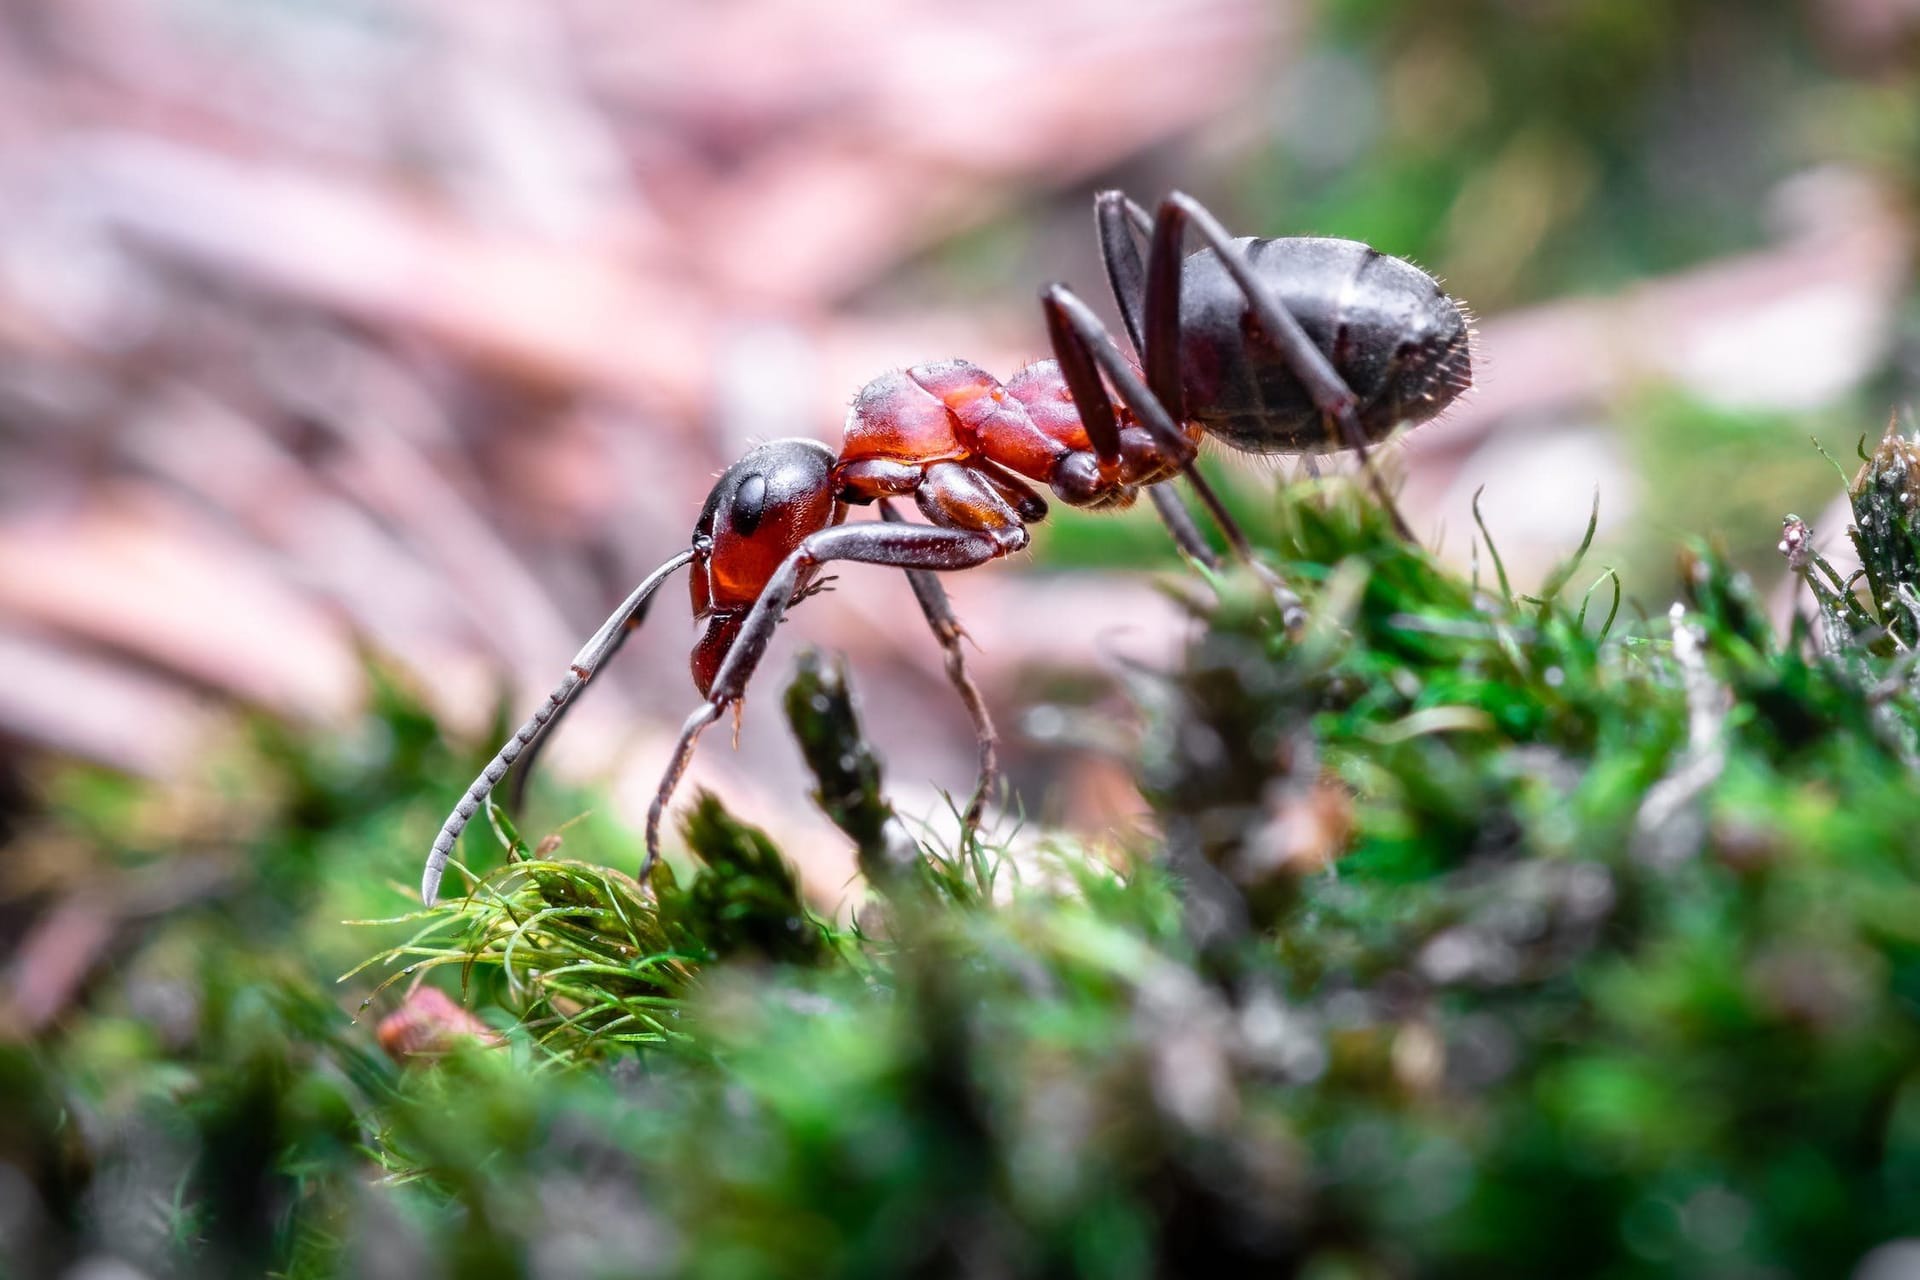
[1141,191,1415,541]
[645,519,1024,878]
[879,500,999,846]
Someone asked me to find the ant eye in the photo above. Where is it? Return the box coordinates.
[732,473,768,535]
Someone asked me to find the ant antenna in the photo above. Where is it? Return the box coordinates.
[420,547,698,905]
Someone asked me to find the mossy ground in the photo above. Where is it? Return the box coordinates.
[8,432,1920,1278]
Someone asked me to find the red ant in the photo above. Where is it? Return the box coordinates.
[420,192,1472,905]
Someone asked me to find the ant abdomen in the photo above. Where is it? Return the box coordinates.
[1177,237,1472,455]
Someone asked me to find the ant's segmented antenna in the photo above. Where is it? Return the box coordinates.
[420,547,698,905]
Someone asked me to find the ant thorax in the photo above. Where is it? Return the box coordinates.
[836,359,1192,518]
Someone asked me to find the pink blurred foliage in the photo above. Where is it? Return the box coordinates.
[0,0,1277,893]
[0,0,1910,902]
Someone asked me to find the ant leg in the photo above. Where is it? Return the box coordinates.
[879,500,999,844]
[645,520,1022,878]
[1043,285,1306,626]
[1147,484,1222,572]
[421,547,698,905]
[1042,286,1127,477]
[1144,192,1414,541]
[1094,190,1155,356]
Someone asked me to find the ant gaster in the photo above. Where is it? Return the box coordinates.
[420,191,1472,905]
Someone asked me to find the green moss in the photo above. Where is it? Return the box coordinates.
[12,441,1920,1275]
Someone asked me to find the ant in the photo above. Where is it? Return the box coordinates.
[420,191,1472,905]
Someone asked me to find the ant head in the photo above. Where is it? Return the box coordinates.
[688,438,842,694]
[691,438,838,612]
[691,612,746,697]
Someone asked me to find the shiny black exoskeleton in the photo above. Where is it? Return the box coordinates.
[1175,237,1472,453]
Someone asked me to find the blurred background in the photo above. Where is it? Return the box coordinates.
[1,0,1917,903]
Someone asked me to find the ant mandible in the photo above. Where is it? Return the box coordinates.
[419,191,1472,905]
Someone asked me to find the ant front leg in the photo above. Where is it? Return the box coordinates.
[645,519,1024,879]
[1042,284,1307,628]
[1142,192,1414,541]
[879,501,999,846]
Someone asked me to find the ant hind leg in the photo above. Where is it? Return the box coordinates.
[1041,284,1306,627]
[1094,190,1154,356]
[1146,484,1222,573]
